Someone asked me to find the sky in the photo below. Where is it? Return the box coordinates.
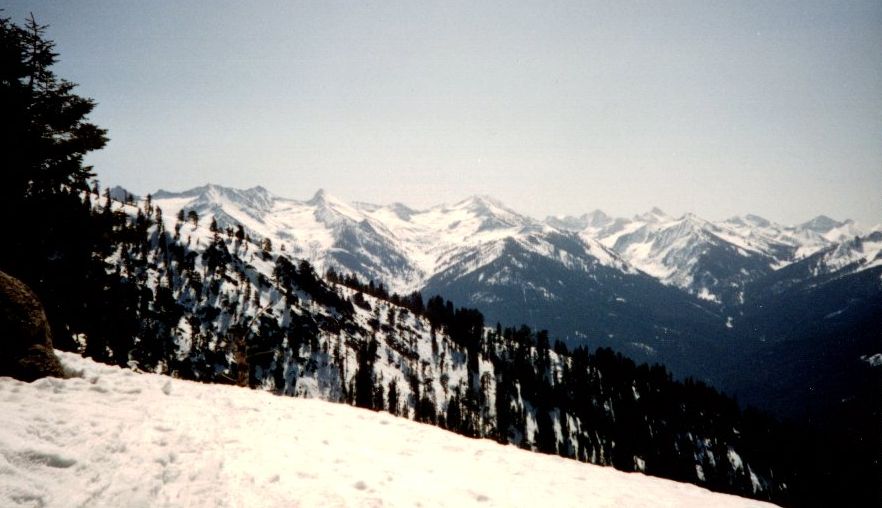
[6,1,882,226]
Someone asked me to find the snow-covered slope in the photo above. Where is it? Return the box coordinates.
[0,352,778,508]
[56,191,795,503]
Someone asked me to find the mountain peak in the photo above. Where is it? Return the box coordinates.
[743,214,771,228]
[248,185,271,196]
[546,209,612,232]
[388,202,417,221]
[306,189,363,225]
[799,215,845,233]
[457,194,509,210]
[307,188,349,208]
[676,213,713,232]
[451,194,523,219]
[309,188,329,203]
[636,207,670,223]
[585,209,610,220]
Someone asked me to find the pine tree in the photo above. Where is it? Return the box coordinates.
[1,14,107,204]
[354,336,379,409]
[387,379,399,416]
[0,15,108,349]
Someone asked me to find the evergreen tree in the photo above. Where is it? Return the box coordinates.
[354,337,379,409]
[0,15,108,348]
[387,379,399,416]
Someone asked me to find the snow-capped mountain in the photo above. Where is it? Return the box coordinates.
[146,184,881,385]
[540,206,882,428]
[553,208,876,306]
[799,215,864,241]
[151,185,635,295]
[150,186,737,378]
[151,184,876,305]
[154,185,424,291]
[596,212,777,305]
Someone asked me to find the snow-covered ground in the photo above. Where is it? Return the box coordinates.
[0,353,777,508]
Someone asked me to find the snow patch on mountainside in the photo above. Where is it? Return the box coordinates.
[860,353,882,367]
[0,353,777,508]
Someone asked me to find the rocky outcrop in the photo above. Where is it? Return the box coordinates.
[0,271,65,381]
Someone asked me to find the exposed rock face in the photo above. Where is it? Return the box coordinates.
[0,271,65,381]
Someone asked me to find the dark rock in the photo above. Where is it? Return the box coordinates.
[0,271,65,381]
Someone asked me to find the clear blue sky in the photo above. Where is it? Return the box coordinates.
[6,1,882,225]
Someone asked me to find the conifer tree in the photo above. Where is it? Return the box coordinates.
[0,14,108,348]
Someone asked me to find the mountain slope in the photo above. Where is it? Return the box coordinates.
[150,185,736,379]
[422,231,731,380]
[146,184,880,391]
[67,191,809,504]
[724,235,882,422]
[0,351,779,508]
[596,213,777,306]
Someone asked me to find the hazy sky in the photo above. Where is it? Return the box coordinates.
[7,1,882,225]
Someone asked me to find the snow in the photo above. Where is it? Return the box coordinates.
[860,353,882,367]
[697,288,721,303]
[807,235,882,275]
[0,353,778,508]
[590,215,727,292]
[727,448,744,471]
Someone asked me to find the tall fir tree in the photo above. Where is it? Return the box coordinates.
[0,14,108,349]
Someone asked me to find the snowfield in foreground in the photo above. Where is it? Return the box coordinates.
[0,352,777,508]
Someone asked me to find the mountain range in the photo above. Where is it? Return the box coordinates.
[151,185,880,302]
[144,184,881,424]
[55,183,878,505]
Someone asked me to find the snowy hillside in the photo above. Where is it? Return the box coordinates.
[48,189,803,504]
[0,352,779,508]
